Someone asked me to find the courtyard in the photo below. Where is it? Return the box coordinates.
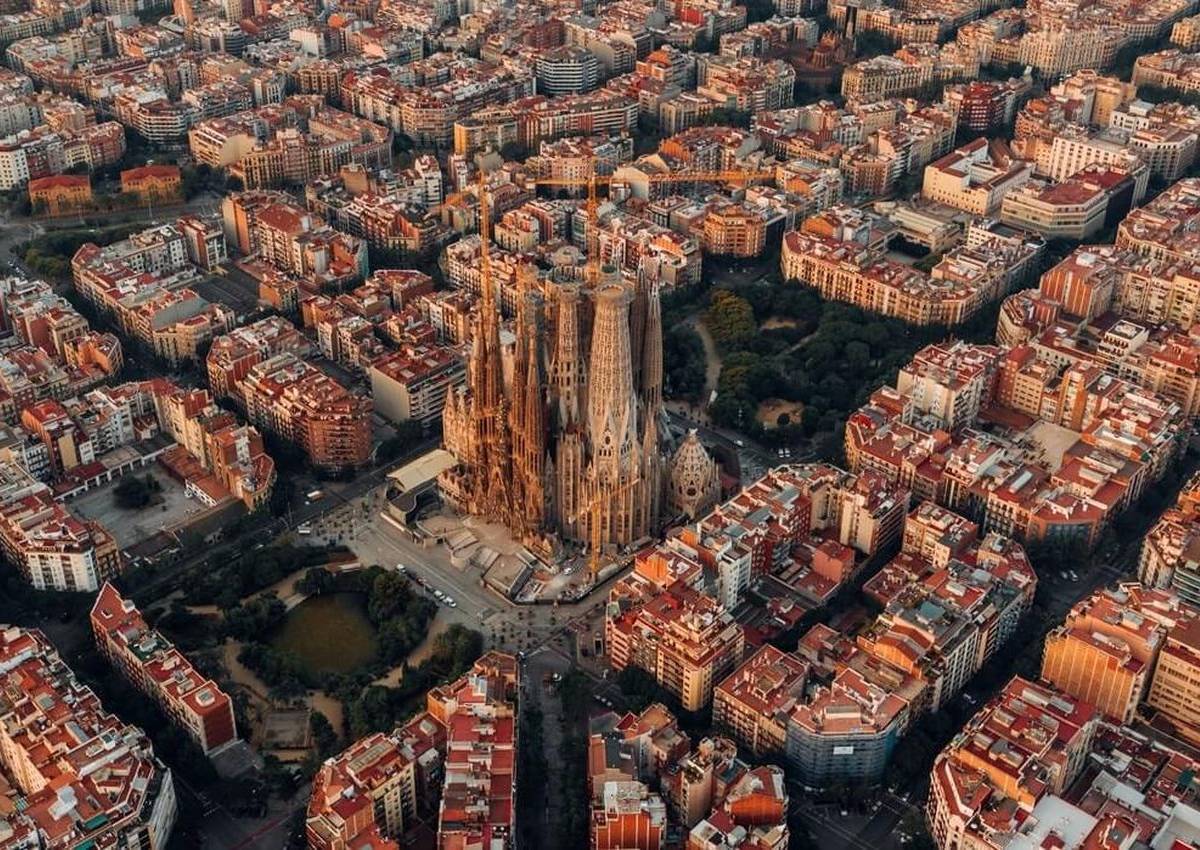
[68,465,211,549]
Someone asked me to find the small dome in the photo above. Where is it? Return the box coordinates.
[668,430,720,519]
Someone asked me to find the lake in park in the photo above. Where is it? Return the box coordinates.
[270,592,376,674]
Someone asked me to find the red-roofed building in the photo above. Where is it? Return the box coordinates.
[1044,583,1194,724]
[28,173,91,215]
[0,625,178,850]
[433,651,519,850]
[0,460,120,591]
[239,352,372,470]
[121,164,182,202]
[91,583,238,756]
[607,579,746,712]
[369,345,465,427]
[713,644,807,759]
[593,780,668,850]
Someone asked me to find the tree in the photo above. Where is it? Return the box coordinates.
[236,642,310,698]
[431,624,484,675]
[114,474,160,509]
[310,710,340,759]
[366,570,414,624]
[615,666,662,712]
[223,595,287,640]
[347,685,397,738]
[704,289,756,351]
[557,670,593,714]
[378,419,425,462]
[664,325,706,402]
[744,0,773,22]
[854,29,898,57]
[296,567,336,597]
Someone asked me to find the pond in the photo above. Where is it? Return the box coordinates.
[270,593,377,674]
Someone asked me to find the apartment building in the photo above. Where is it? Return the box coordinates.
[211,105,392,189]
[1139,472,1200,600]
[958,10,1124,78]
[782,211,1038,326]
[942,78,1031,134]
[221,191,368,291]
[694,54,795,113]
[592,781,668,850]
[535,45,601,95]
[2,275,121,375]
[206,315,313,404]
[926,677,1098,850]
[125,286,236,365]
[91,583,238,756]
[713,644,807,759]
[1116,175,1200,262]
[306,712,446,849]
[685,764,788,850]
[857,506,1037,713]
[660,462,907,610]
[430,651,519,850]
[842,43,978,104]
[595,212,702,288]
[0,459,119,591]
[306,730,426,849]
[785,664,907,785]
[0,124,65,189]
[999,167,1132,240]
[701,202,766,257]
[1042,583,1194,723]
[1134,47,1200,94]
[994,241,1200,416]
[1146,616,1200,742]
[369,346,465,427]
[1173,12,1200,46]
[341,59,534,147]
[846,337,1187,549]
[336,193,447,256]
[922,138,1033,216]
[1041,128,1151,200]
[71,218,229,358]
[1053,69,1139,127]
[240,352,371,470]
[607,579,746,711]
[151,381,276,510]
[0,626,178,850]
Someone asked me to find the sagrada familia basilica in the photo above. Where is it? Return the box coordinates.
[440,259,721,560]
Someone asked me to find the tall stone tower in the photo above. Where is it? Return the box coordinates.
[582,275,647,551]
[552,284,587,539]
[586,279,638,482]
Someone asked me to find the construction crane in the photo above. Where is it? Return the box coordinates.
[567,475,644,582]
[527,167,777,284]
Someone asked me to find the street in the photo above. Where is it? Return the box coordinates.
[518,645,574,847]
[173,764,309,850]
[790,785,923,850]
[304,478,615,660]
